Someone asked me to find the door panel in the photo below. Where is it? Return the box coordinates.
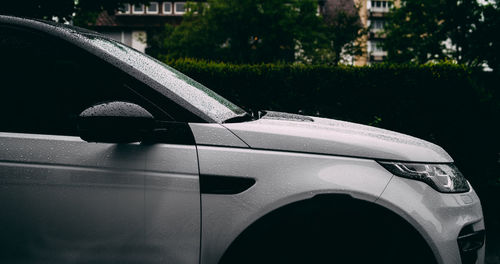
[0,132,200,263]
[144,143,201,264]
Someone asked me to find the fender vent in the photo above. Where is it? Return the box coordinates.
[200,175,255,195]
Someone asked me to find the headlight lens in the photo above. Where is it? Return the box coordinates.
[378,162,470,193]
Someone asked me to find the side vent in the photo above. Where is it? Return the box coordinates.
[200,175,256,195]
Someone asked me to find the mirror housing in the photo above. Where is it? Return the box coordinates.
[78,101,155,143]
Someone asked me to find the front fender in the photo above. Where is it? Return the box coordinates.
[376,176,485,264]
[196,146,394,264]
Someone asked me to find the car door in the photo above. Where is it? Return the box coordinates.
[0,25,200,263]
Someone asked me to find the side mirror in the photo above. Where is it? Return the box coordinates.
[78,101,155,143]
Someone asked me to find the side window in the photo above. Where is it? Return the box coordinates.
[0,26,169,136]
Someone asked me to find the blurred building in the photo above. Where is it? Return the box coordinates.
[88,2,190,52]
[89,0,399,64]
[354,0,400,65]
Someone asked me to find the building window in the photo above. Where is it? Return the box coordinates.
[370,1,393,12]
[368,40,387,55]
[146,2,159,14]
[132,4,145,14]
[117,3,131,14]
[162,2,173,15]
[174,2,186,15]
[370,20,385,31]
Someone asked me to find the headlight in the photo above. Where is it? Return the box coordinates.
[378,162,470,193]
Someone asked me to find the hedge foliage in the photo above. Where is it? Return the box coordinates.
[168,59,500,185]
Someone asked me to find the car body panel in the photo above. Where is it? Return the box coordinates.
[196,145,394,264]
[224,115,452,163]
[376,176,485,264]
[0,132,200,263]
[189,123,249,148]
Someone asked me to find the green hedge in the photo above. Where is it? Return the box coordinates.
[168,59,500,186]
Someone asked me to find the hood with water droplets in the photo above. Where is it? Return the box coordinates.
[223,112,452,163]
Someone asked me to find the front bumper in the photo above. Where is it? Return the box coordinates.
[376,176,485,264]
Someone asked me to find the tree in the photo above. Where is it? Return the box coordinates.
[0,0,147,24]
[148,0,364,64]
[383,0,489,67]
[477,0,500,71]
[321,0,365,64]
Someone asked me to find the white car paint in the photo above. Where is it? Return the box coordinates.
[223,115,452,162]
[195,145,394,263]
[0,132,200,263]
[377,175,484,264]
[189,121,484,264]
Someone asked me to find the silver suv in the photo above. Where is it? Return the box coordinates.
[0,16,485,264]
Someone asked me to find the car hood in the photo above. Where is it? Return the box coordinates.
[222,111,452,163]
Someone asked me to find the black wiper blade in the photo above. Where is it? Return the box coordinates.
[223,112,255,123]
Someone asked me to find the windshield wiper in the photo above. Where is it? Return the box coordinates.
[222,112,255,123]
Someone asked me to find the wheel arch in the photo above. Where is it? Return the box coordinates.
[219,193,437,264]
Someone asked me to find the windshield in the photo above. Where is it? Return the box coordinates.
[79,33,246,123]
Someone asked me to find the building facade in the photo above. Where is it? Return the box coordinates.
[89,2,189,52]
[354,0,399,65]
